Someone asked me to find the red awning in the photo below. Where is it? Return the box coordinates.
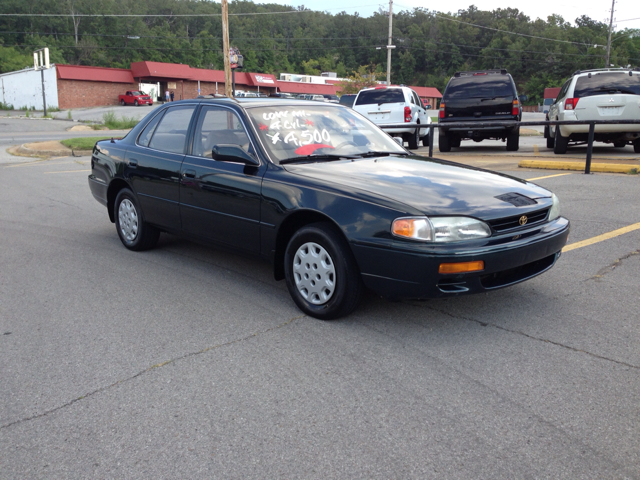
[544,87,561,99]
[247,73,277,86]
[131,61,193,80]
[56,64,134,83]
[410,86,443,98]
[189,68,226,83]
[276,81,337,95]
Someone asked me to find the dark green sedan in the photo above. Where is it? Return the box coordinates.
[89,98,569,319]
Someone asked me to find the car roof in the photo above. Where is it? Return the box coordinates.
[171,97,343,109]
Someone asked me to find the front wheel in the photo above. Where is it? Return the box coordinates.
[114,189,160,251]
[284,223,363,320]
[545,126,554,149]
[134,100,139,106]
[120,100,125,106]
[634,139,640,153]
[422,132,430,147]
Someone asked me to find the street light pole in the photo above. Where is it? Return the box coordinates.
[605,0,615,67]
[221,0,233,97]
[386,0,393,85]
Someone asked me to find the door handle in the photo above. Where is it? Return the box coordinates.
[128,159,138,167]
[183,169,196,178]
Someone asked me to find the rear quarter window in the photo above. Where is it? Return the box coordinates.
[444,76,514,100]
[355,89,405,106]
[574,73,640,97]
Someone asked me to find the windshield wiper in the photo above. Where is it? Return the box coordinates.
[279,154,357,165]
[352,151,409,158]
[480,96,497,101]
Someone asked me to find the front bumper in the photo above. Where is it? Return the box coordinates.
[352,217,570,299]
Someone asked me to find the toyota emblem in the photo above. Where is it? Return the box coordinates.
[519,215,528,226]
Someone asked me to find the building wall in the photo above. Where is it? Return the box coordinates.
[0,67,58,110]
[57,78,138,109]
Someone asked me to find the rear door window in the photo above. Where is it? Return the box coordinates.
[148,105,196,154]
[355,89,405,106]
[574,72,640,98]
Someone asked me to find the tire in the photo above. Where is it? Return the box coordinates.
[634,139,640,153]
[408,125,420,150]
[421,132,430,147]
[134,100,139,106]
[545,126,554,149]
[613,141,626,148]
[554,126,569,154]
[451,136,461,148]
[120,100,125,106]
[114,188,160,251]
[506,127,520,151]
[284,222,363,320]
[438,131,451,152]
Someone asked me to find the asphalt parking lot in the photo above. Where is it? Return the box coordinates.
[1,117,639,478]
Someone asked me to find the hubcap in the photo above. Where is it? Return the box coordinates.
[293,242,336,305]
[118,199,139,242]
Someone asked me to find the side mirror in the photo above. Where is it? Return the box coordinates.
[518,95,528,103]
[212,144,259,166]
[393,137,403,145]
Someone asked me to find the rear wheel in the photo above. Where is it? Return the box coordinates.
[120,100,125,106]
[554,126,569,154]
[114,189,160,251]
[421,132,430,147]
[544,125,554,149]
[451,136,461,148]
[634,139,640,153]
[506,127,520,151]
[408,125,420,150]
[438,131,451,152]
[284,222,363,320]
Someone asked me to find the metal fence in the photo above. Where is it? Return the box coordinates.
[379,120,640,174]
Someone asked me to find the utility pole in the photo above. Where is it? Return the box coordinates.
[386,0,393,85]
[221,0,233,97]
[605,0,615,67]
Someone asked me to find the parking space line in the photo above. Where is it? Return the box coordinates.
[526,173,573,181]
[44,169,91,174]
[6,158,73,168]
[533,144,540,156]
[563,222,640,252]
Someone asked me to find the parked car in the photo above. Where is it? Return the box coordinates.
[88,98,569,319]
[339,94,356,108]
[352,85,431,149]
[322,94,340,103]
[438,69,522,152]
[545,68,640,153]
[119,91,153,106]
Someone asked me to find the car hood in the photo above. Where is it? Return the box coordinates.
[283,155,552,218]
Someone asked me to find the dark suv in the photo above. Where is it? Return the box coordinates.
[438,70,522,152]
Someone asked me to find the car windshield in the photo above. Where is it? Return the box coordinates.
[444,76,513,99]
[355,89,405,106]
[131,91,144,96]
[575,72,640,97]
[245,104,407,164]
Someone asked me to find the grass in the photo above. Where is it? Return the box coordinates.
[60,137,112,150]
[102,111,139,129]
[0,101,13,110]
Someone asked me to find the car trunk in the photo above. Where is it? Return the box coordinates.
[443,96,514,120]
[353,89,406,125]
[574,94,640,122]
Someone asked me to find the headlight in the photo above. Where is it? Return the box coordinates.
[548,193,560,221]
[392,216,491,242]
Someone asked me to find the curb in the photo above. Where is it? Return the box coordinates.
[9,144,92,158]
[519,160,639,174]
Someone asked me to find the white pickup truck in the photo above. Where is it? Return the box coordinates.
[352,86,431,149]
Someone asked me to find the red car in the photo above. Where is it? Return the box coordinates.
[119,91,153,106]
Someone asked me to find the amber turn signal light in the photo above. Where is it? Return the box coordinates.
[439,261,485,274]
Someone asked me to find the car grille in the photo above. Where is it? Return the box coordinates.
[487,208,549,233]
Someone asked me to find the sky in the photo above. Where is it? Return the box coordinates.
[262,0,640,31]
